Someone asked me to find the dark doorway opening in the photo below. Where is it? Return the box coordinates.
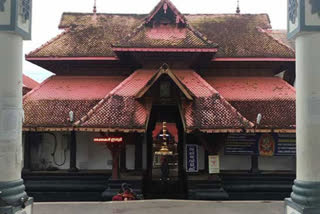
[143,105,187,199]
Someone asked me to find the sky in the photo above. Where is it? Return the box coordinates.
[23,0,288,82]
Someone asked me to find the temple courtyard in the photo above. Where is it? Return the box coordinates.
[33,200,284,214]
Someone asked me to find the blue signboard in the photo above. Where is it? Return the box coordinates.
[225,133,296,156]
[186,144,199,172]
[224,134,257,155]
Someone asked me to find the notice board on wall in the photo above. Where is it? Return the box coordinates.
[208,155,220,174]
[224,133,296,156]
[186,144,199,173]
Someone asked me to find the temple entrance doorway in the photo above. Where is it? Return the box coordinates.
[144,105,187,199]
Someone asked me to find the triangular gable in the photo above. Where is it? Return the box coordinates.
[135,65,194,101]
[146,0,186,25]
[112,0,217,51]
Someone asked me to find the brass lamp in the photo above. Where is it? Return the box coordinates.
[155,122,173,155]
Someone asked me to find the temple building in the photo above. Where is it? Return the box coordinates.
[22,0,296,201]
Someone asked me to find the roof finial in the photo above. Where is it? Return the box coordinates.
[236,0,240,14]
[93,0,97,14]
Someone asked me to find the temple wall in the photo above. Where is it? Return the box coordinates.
[30,132,70,170]
[126,144,135,170]
[220,155,252,171]
[258,156,296,171]
[28,132,138,171]
[76,132,112,170]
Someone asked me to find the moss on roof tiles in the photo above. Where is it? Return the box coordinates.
[28,13,294,58]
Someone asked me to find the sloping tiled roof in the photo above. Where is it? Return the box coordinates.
[267,29,295,50]
[187,14,294,58]
[28,15,145,57]
[205,77,296,129]
[76,70,155,130]
[27,12,294,58]
[23,75,39,89]
[23,75,40,95]
[174,70,254,131]
[23,76,126,127]
[113,25,216,49]
[76,69,253,132]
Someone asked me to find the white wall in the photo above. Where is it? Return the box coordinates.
[30,132,70,170]
[259,156,296,171]
[219,155,252,170]
[76,132,112,170]
[218,147,251,170]
[126,144,135,170]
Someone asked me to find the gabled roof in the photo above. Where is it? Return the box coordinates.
[75,69,155,131]
[136,66,193,100]
[146,0,186,25]
[112,0,217,51]
[112,25,217,50]
[23,74,39,90]
[74,68,253,132]
[174,70,254,132]
[205,77,296,129]
[26,11,294,59]
[23,76,126,128]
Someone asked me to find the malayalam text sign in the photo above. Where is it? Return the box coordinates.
[186,144,199,173]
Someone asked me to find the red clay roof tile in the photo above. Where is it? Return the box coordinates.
[174,70,254,131]
[77,70,156,129]
[23,76,126,127]
[205,77,296,128]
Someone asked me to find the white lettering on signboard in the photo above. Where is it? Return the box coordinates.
[209,155,220,174]
[186,144,199,173]
[286,206,301,214]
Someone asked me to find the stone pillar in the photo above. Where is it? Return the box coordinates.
[0,32,31,212]
[285,33,320,214]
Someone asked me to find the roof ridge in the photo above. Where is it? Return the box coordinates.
[191,71,254,128]
[146,0,187,24]
[257,27,295,53]
[23,75,55,101]
[185,24,217,47]
[26,28,71,58]
[74,70,141,126]
[112,20,146,47]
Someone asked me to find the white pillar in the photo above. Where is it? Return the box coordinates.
[0,31,30,212]
[0,32,23,182]
[285,32,320,213]
[296,32,320,182]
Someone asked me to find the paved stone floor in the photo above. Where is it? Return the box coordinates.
[33,200,284,214]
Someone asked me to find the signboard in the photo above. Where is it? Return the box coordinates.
[275,134,296,156]
[209,155,220,174]
[224,133,257,155]
[225,134,296,156]
[93,137,123,144]
[186,144,198,172]
[258,134,275,156]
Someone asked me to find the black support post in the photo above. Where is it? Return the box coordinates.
[120,146,126,172]
[69,131,78,172]
[135,134,143,170]
[23,132,32,172]
[251,155,259,174]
